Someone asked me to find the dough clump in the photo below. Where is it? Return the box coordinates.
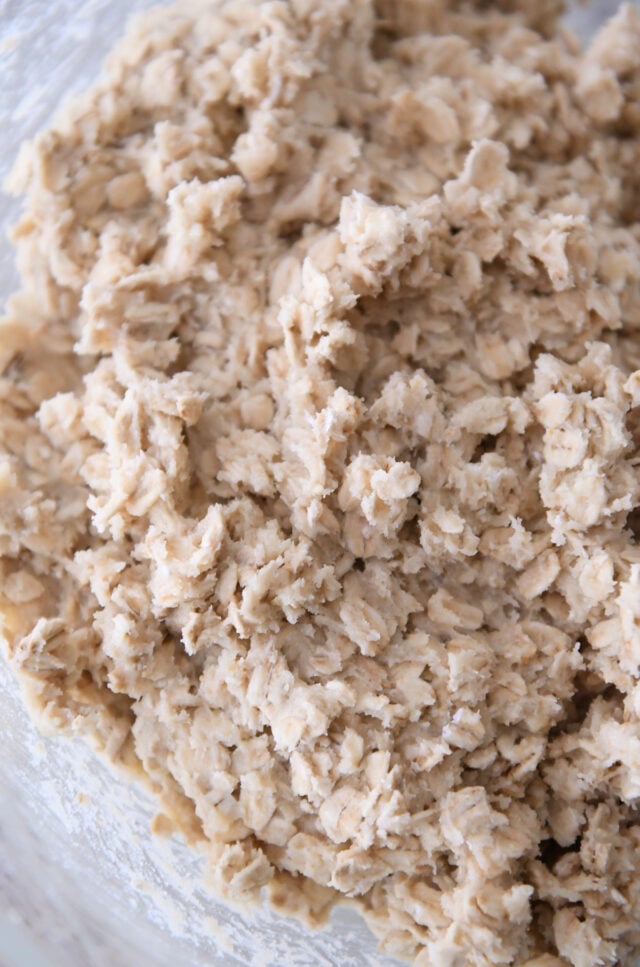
[3,1,640,964]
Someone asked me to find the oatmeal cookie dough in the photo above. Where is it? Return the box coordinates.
[3,0,640,963]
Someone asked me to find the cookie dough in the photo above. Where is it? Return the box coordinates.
[2,1,640,963]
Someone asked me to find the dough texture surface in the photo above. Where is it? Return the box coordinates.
[3,1,640,963]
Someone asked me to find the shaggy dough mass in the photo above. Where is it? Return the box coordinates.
[3,0,640,963]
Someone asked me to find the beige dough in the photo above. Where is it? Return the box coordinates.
[2,1,640,963]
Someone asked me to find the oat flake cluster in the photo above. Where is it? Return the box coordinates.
[3,0,640,963]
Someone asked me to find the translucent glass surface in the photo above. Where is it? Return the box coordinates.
[0,2,632,965]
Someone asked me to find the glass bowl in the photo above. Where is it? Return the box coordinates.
[0,2,630,965]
